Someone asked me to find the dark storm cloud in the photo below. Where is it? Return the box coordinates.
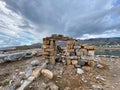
[3,0,120,37]
[0,0,120,47]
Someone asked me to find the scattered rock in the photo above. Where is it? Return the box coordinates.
[12,75,20,82]
[81,76,87,82]
[88,60,95,67]
[57,75,62,78]
[77,68,84,74]
[32,68,41,78]
[71,60,78,65]
[20,80,24,84]
[41,60,48,68]
[17,76,35,90]
[19,75,26,80]
[25,66,33,77]
[113,74,117,77]
[19,72,26,80]
[59,69,63,75]
[41,69,53,79]
[28,85,33,89]
[97,64,104,69]
[92,85,103,90]
[13,80,21,89]
[47,64,54,70]
[15,69,19,74]
[19,72,25,75]
[78,60,86,66]
[48,82,59,90]
[66,60,71,65]
[31,60,40,66]
[96,75,105,81]
[74,64,81,68]
[82,66,91,71]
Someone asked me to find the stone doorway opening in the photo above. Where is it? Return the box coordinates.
[42,34,77,64]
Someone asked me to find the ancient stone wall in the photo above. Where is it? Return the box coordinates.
[42,34,95,65]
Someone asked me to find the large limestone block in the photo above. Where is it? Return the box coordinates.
[79,49,87,56]
[43,38,50,45]
[41,69,53,79]
[87,60,95,67]
[71,60,78,65]
[50,56,55,64]
[45,48,54,52]
[82,66,92,71]
[83,46,94,50]
[32,68,41,78]
[88,50,95,56]
[42,45,50,49]
[66,59,71,65]
[17,76,35,90]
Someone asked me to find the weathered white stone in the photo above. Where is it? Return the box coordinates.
[31,60,40,66]
[32,68,41,78]
[77,68,84,74]
[41,69,53,79]
[17,76,35,90]
[92,85,103,90]
[19,72,25,76]
[96,75,105,81]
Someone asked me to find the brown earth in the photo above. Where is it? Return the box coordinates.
[0,56,120,90]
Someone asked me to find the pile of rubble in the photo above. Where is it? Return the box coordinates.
[0,49,42,64]
[1,60,56,90]
[42,34,96,71]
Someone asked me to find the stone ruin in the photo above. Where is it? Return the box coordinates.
[0,34,102,90]
[42,34,95,68]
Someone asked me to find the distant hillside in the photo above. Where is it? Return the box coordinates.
[1,37,120,51]
[0,46,16,51]
[78,37,120,46]
[0,43,42,51]
[16,43,42,50]
[49,37,120,47]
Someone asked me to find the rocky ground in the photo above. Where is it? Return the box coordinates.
[0,55,120,90]
[0,55,44,89]
[98,56,120,90]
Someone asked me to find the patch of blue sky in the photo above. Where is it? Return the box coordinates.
[110,15,119,24]
[113,0,120,6]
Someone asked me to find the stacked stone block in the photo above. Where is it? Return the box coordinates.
[66,45,95,65]
[42,34,95,66]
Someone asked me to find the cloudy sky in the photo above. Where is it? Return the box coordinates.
[0,0,120,47]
